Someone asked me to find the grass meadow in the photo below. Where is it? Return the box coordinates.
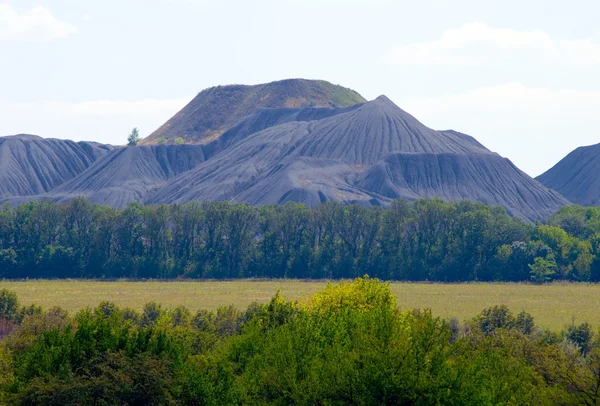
[1,280,599,329]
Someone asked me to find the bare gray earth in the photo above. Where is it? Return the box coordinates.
[537,143,600,206]
[0,134,112,199]
[46,144,210,208]
[1,94,570,222]
[31,106,359,209]
[148,96,569,221]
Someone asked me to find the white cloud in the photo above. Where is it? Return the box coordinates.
[0,4,78,41]
[399,83,600,176]
[2,98,190,117]
[60,98,191,116]
[381,22,600,66]
[406,83,600,112]
[0,97,191,145]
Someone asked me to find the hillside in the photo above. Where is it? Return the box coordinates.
[0,134,112,199]
[148,96,568,221]
[537,143,600,206]
[46,144,209,208]
[1,87,570,222]
[31,106,359,208]
[142,79,366,145]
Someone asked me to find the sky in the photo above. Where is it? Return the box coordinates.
[1,0,599,177]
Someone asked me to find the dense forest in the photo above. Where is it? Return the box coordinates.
[1,277,599,404]
[1,198,599,282]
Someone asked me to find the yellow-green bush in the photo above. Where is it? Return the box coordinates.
[302,276,395,314]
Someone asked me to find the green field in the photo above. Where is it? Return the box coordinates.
[2,280,599,329]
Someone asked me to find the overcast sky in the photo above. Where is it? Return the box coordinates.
[1,0,599,176]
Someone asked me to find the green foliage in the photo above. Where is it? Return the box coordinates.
[548,205,600,238]
[566,321,593,354]
[327,82,368,106]
[121,307,140,323]
[176,359,240,405]
[174,137,184,145]
[473,305,535,335]
[475,305,515,334]
[3,279,600,404]
[302,276,395,314]
[5,308,182,405]
[127,127,140,146]
[192,309,214,331]
[0,248,17,277]
[13,353,175,406]
[94,301,119,318]
[0,198,550,282]
[529,255,557,283]
[2,199,600,283]
[170,305,191,327]
[141,302,164,327]
[227,280,472,404]
[0,289,19,323]
[157,136,167,145]
[514,310,535,335]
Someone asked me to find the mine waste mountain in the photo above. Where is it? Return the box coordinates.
[0,79,571,222]
[142,79,366,145]
[0,134,112,199]
[537,142,600,206]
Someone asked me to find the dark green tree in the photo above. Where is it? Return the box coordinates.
[127,127,140,146]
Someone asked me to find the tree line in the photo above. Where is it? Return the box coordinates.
[1,278,600,404]
[1,198,600,282]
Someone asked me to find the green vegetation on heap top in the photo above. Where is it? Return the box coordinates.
[141,78,367,145]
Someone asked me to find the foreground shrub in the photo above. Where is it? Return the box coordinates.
[0,289,19,323]
[1,278,600,404]
[473,305,535,335]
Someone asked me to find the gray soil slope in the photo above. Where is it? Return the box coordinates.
[18,107,354,208]
[357,152,566,221]
[537,143,600,206]
[46,144,209,208]
[142,79,366,145]
[204,104,363,157]
[2,95,569,221]
[0,134,112,199]
[148,96,569,221]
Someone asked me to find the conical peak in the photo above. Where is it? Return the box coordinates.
[374,95,394,104]
[357,95,414,119]
[365,95,404,112]
[308,93,492,157]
